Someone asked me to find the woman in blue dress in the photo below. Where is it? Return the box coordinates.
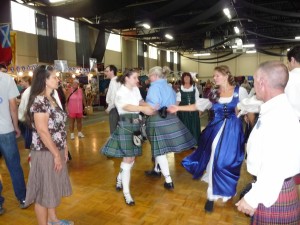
[168,65,248,212]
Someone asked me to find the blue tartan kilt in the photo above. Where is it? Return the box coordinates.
[101,113,142,158]
[146,114,197,157]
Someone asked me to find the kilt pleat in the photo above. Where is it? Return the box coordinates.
[101,114,142,158]
[251,178,300,225]
[146,114,197,157]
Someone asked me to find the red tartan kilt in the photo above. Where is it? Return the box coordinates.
[294,174,300,185]
[251,178,300,225]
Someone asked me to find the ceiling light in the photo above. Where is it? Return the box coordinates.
[165,34,173,40]
[49,0,66,3]
[15,0,24,3]
[243,44,255,48]
[295,36,300,40]
[69,17,75,21]
[223,8,231,19]
[142,23,151,29]
[150,42,157,46]
[287,48,290,51]
[234,26,240,34]
[232,44,255,48]
[194,53,211,56]
[246,50,257,54]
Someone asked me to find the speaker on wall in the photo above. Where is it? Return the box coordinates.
[143,44,148,52]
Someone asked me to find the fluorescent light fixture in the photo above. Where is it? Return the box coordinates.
[142,23,151,29]
[150,42,157,46]
[295,36,300,40]
[193,53,211,56]
[82,17,93,24]
[49,0,66,3]
[69,17,75,21]
[15,0,24,3]
[232,44,255,48]
[165,34,174,40]
[234,26,240,34]
[246,50,257,54]
[223,8,231,19]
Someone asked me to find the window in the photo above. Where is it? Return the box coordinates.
[174,52,178,64]
[56,17,76,42]
[167,51,171,62]
[167,51,177,63]
[106,33,121,52]
[149,46,157,59]
[11,1,36,34]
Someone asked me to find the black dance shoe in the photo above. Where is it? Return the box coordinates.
[164,182,174,190]
[204,200,214,213]
[144,170,161,177]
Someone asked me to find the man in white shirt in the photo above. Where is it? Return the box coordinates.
[236,61,300,224]
[0,69,27,214]
[105,65,121,134]
[286,45,300,194]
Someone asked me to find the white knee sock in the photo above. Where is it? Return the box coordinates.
[121,161,134,194]
[155,155,172,183]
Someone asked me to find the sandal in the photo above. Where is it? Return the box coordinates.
[48,220,74,225]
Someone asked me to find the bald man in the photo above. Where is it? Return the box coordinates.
[236,61,300,224]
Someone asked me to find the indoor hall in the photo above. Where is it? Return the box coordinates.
[0,111,252,225]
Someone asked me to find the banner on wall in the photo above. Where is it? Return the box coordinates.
[10,31,16,66]
[0,24,12,66]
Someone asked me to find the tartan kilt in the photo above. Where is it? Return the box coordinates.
[101,114,142,158]
[146,114,197,157]
[251,178,300,225]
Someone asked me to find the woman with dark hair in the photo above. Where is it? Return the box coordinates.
[25,65,73,225]
[102,69,154,206]
[176,72,201,142]
[169,65,248,213]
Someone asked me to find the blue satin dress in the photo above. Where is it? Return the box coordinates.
[182,86,245,198]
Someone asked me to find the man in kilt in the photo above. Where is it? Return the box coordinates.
[144,66,197,190]
[102,69,155,206]
[285,45,300,197]
[236,61,300,224]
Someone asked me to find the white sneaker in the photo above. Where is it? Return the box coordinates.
[70,133,75,140]
[78,132,85,138]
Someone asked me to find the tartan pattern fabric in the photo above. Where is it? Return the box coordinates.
[146,114,197,157]
[251,178,300,225]
[101,114,142,157]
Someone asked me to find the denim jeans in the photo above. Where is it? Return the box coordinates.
[0,131,26,202]
[0,180,4,205]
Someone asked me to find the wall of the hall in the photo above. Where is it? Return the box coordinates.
[14,29,288,77]
[181,50,287,80]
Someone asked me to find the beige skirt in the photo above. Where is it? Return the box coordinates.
[25,150,72,208]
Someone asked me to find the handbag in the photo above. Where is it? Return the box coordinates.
[158,106,167,118]
[118,125,144,147]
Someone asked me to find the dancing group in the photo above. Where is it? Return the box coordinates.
[101,57,300,224]
[1,47,299,225]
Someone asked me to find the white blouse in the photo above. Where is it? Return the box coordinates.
[114,85,142,115]
[176,85,200,102]
[195,86,248,111]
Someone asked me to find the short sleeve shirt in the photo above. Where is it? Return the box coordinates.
[115,85,142,115]
[30,96,67,151]
[0,72,20,134]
